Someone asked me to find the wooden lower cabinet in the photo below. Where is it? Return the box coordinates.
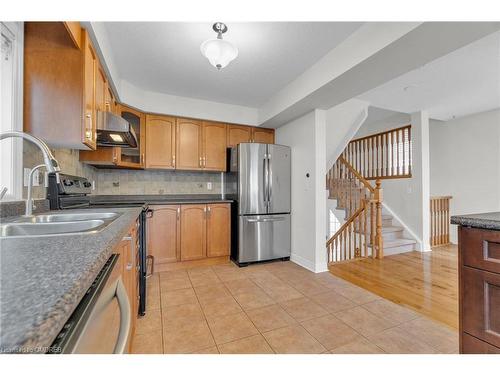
[147,203,230,267]
[115,220,140,353]
[206,204,231,257]
[180,205,207,261]
[458,226,500,353]
[147,205,180,264]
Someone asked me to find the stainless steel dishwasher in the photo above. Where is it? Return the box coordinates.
[50,254,131,354]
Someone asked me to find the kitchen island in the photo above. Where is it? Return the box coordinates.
[451,212,500,354]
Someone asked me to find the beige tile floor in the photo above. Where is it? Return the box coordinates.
[131,260,458,354]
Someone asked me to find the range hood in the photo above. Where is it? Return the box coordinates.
[96,110,138,148]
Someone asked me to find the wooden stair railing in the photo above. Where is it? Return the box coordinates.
[343,125,412,180]
[430,196,452,247]
[326,155,384,263]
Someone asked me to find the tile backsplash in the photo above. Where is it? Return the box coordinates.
[23,142,236,198]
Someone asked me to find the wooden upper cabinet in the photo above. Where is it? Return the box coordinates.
[147,205,180,264]
[252,127,275,144]
[82,30,97,150]
[202,121,227,171]
[24,22,99,150]
[104,83,117,115]
[180,205,207,261]
[176,118,203,171]
[145,114,176,169]
[95,64,107,114]
[206,204,231,257]
[227,125,252,148]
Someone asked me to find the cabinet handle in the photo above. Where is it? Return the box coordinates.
[172,155,175,167]
[141,153,144,166]
[122,235,134,271]
[176,207,180,220]
[85,114,92,139]
[199,157,202,167]
[203,157,206,167]
[207,206,211,216]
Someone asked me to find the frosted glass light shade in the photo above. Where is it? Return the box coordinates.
[200,38,238,70]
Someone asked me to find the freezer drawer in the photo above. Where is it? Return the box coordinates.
[238,214,291,263]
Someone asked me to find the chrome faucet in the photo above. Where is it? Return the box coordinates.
[0,131,61,216]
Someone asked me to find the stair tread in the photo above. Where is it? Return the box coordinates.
[381,226,404,232]
[368,238,416,248]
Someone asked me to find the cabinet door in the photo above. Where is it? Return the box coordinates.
[227,125,252,148]
[180,205,207,261]
[462,266,500,348]
[176,118,203,170]
[203,121,227,171]
[147,205,180,264]
[145,114,176,169]
[206,204,231,257]
[252,127,275,144]
[82,31,96,149]
[95,64,106,114]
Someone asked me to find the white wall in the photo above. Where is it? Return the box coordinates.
[276,110,327,273]
[430,108,500,243]
[325,99,369,170]
[119,80,259,125]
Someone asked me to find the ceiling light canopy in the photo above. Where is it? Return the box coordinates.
[200,22,238,70]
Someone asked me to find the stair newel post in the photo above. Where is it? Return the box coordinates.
[375,179,384,259]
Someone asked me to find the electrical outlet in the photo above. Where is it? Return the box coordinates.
[23,168,42,186]
[207,182,213,190]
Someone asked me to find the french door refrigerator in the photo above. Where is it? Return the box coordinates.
[229,143,291,266]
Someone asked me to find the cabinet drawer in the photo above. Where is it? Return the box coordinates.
[462,266,500,347]
[460,227,500,274]
[462,333,500,354]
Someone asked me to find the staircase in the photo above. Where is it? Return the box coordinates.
[326,125,416,264]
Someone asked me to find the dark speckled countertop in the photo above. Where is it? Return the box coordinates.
[0,206,142,353]
[451,212,500,231]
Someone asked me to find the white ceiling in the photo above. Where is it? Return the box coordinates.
[101,22,362,107]
[358,30,500,121]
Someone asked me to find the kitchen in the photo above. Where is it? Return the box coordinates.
[2,2,500,373]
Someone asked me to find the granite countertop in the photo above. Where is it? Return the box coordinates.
[0,206,143,353]
[451,212,500,231]
[90,194,234,205]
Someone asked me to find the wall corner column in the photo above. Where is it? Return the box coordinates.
[411,110,431,251]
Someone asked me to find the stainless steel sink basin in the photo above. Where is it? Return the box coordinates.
[15,212,119,223]
[0,220,107,238]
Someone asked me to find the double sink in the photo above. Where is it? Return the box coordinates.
[0,212,120,238]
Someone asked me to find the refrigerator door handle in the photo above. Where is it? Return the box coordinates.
[263,156,269,203]
[267,153,272,205]
[246,217,285,223]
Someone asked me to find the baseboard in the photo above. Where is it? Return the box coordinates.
[290,253,328,273]
[290,253,315,272]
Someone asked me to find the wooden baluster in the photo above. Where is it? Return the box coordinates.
[408,126,412,176]
[402,128,406,175]
[385,133,389,177]
[370,137,373,179]
[375,179,383,259]
[430,199,434,246]
[446,198,450,244]
[370,200,375,257]
[396,129,401,176]
[380,134,384,178]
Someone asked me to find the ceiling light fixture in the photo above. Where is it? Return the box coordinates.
[200,22,238,70]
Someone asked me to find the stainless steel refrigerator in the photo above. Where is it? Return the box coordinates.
[229,143,291,265]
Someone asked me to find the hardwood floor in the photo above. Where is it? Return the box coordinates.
[328,245,458,329]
